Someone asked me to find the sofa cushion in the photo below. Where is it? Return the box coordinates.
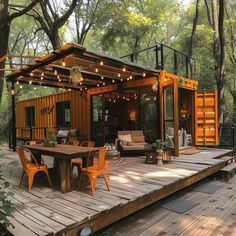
[57,130,69,137]
[128,142,147,146]
[69,128,77,137]
[118,134,132,142]
[121,144,146,151]
[132,135,145,143]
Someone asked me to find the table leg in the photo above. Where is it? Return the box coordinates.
[58,159,71,193]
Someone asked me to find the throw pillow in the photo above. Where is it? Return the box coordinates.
[118,134,132,142]
[57,130,69,137]
[132,135,145,143]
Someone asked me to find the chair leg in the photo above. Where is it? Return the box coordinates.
[90,175,97,197]
[105,161,110,180]
[19,171,25,187]
[103,175,110,192]
[44,170,52,188]
[28,173,36,192]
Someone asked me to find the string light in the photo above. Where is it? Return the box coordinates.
[34,87,37,90]
[10,89,15,95]
[79,81,83,85]
[121,78,123,82]
[112,79,115,83]
[29,80,32,85]
[16,81,19,85]
[41,72,44,77]
[30,72,34,77]
[118,73,121,77]
[62,59,66,67]
[97,83,100,87]
[143,72,146,77]
[54,69,57,75]
[101,75,104,80]
[129,74,133,80]
[85,87,88,90]
[57,75,61,82]
[20,85,23,89]
[122,67,126,72]
[100,61,104,66]
[95,67,99,73]
[41,76,44,80]
[103,82,106,86]
[44,86,47,89]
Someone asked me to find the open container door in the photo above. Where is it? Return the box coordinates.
[194,90,218,146]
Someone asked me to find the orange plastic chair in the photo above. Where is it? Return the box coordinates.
[67,137,80,146]
[78,147,110,196]
[16,147,52,191]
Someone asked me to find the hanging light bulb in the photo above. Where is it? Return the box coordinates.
[10,89,15,95]
[101,75,104,80]
[100,61,104,66]
[41,72,44,77]
[143,72,146,77]
[80,88,83,91]
[97,83,100,87]
[44,86,47,89]
[95,67,99,73]
[68,88,71,91]
[85,87,88,90]
[54,69,57,75]
[103,82,105,86]
[129,74,133,79]
[29,80,32,85]
[30,72,34,77]
[112,79,115,83]
[34,87,37,90]
[41,76,44,80]
[16,81,19,85]
[121,78,123,82]
[62,59,66,67]
[20,85,23,89]
[122,67,126,72]
[79,81,83,85]
[118,73,121,77]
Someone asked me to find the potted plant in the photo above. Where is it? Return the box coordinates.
[44,134,57,147]
[151,139,166,155]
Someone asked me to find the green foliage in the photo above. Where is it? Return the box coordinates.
[152,139,167,150]
[0,156,15,229]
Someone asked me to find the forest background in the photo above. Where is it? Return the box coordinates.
[0,0,235,143]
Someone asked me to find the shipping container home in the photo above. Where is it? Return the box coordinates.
[7,43,218,156]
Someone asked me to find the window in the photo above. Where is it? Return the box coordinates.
[25,106,35,126]
[56,101,71,127]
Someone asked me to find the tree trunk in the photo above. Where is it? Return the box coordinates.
[0,0,10,103]
[49,29,61,50]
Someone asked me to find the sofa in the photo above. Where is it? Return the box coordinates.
[56,128,80,144]
[117,130,149,156]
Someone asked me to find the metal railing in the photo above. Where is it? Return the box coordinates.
[15,127,58,141]
[120,43,195,79]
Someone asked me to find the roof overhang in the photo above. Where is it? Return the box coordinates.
[6,43,159,91]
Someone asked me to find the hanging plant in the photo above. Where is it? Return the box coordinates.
[70,66,83,85]
[116,82,124,94]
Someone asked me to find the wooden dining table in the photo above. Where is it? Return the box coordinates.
[24,144,98,193]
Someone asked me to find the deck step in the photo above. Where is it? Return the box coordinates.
[219,163,236,181]
[221,156,234,165]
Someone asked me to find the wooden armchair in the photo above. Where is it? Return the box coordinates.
[16,147,52,191]
[78,147,110,196]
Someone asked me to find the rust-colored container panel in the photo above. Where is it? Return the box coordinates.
[16,91,90,141]
[194,91,218,146]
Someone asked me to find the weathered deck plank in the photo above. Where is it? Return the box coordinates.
[0,147,232,235]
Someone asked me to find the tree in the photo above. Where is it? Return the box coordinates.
[205,0,226,123]
[30,0,78,50]
[0,0,41,104]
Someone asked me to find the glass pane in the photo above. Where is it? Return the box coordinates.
[91,95,104,146]
[164,86,174,149]
[140,87,158,143]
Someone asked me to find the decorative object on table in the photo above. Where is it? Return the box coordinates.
[43,134,57,147]
[151,139,167,165]
[162,150,172,162]
[145,151,157,164]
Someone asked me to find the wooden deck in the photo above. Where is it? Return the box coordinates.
[0,147,232,236]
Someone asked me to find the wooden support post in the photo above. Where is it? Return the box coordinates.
[11,82,16,151]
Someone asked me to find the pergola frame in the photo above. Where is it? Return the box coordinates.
[6,43,160,150]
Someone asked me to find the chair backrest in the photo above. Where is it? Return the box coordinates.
[16,147,31,170]
[67,137,80,146]
[25,140,42,145]
[80,141,95,147]
[96,147,107,171]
